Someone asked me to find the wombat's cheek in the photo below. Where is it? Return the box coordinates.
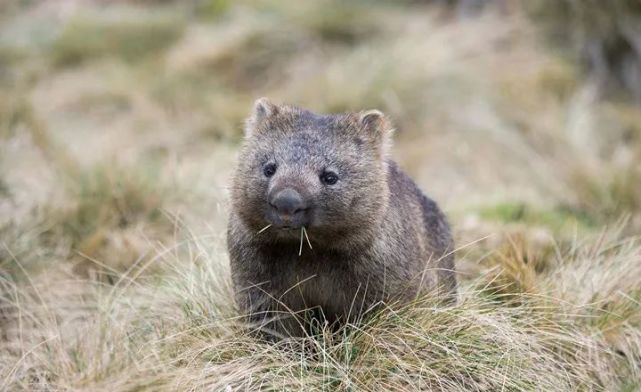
[310,204,342,227]
[232,183,269,227]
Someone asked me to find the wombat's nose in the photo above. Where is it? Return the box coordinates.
[270,188,307,216]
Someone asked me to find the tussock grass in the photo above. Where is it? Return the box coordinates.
[1,232,640,391]
[287,0,381,44]
[2,0,641,390]
[51,13,185,66]
[477,202,596,232]
[0,98,175,280]
[0,161,174,282]
[567,164,641,226]
[0,92,28,140]
[42,162,175,280]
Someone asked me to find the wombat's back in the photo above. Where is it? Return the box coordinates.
[384,161,457,301]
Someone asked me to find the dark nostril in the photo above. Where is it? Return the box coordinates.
[270,188,307,215]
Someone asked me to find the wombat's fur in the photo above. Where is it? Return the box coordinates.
[227,98,456,339]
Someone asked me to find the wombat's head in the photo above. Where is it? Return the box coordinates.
[231,98,392,248]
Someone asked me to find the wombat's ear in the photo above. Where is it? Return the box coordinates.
[245,97,277,136]
[358,109,393,153]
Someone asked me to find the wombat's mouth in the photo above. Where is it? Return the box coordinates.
[260,224,306,242]
[274,224,309,234]
[264,207,312,231]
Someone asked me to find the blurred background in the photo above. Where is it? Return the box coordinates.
[1,0,641,282]
[3,1,641,389]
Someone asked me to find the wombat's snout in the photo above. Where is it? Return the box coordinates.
[268,188,309,227]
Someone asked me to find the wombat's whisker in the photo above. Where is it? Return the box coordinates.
[302,226,312,250]
[257,224,272,234]
[299,227,304,256]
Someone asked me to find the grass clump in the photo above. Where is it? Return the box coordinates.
[478,202,596,232]
[43,162,174,279]
[0,93,28,140]
[2,231,640,391]
[51,14,184,66]
[289,0,380,44]
[567,164,641,227]
[477,235,546,300]
[149,71,251,140]
[59,164,165,240]
[199,26,304,90]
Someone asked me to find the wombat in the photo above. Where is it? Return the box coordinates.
[227,98,456,339]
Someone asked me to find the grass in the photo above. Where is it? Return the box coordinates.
[525,0,641,100]
[1,231,640,390]
[477,202,596,232]
[43,162,174,280]
[51,13,185,66]
[0,91,26,140]
[568,164,641,226]
[2,0,641,390]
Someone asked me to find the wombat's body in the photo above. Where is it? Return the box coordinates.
[227,99,456,338]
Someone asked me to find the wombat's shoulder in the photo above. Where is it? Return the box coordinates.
[386,160,453,254]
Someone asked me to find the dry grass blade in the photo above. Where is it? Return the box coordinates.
[257,224,272,234]
[303,226,312,250]
[299,226,304,256]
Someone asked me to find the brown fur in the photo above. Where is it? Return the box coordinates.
[227,98,456,339]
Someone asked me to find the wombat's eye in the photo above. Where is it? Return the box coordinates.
[320,170,338,185]
[263,163,277,178]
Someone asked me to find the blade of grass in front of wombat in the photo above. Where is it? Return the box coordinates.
[299,227,304,256]
[303,226,312,250]
[257,224,272,234]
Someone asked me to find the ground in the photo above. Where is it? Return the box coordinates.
[1,1,641,391]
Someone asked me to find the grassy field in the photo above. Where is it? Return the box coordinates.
[1,1,641,390]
